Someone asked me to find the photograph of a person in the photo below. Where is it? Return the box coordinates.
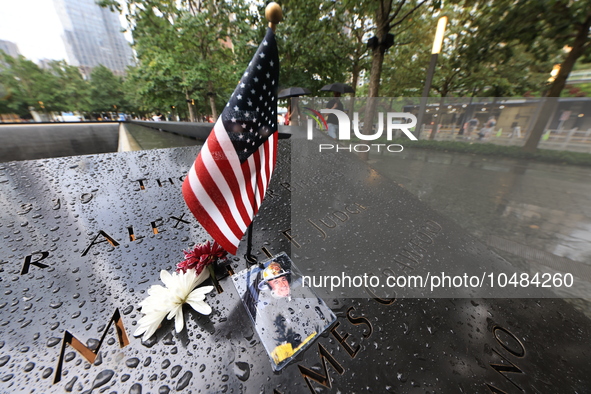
[232,253,336,370]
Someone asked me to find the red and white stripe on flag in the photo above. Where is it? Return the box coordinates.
[182,119,278,255]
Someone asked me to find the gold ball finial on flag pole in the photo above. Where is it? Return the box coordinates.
[265,2,282,32]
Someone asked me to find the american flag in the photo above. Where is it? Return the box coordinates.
[182,28,279,255]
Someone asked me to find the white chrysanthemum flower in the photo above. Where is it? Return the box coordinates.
[134,268,214,341]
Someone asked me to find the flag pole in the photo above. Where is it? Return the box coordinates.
[245,218,257,265]
[244,2,283,266]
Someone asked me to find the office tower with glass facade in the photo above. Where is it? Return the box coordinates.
[53,0,134,77]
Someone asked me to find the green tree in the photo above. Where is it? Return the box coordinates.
[378,15,429,97]
[380,3,550,98]
[102,0,257,121]
[89,64,126,114]
[335,2,374,95]
[276,0,351,93]
[357,0,437,98]
[47,60,91,113]
[372,1,561,142]
[0,53,61,117]
[466,0,591,151]
[350,0,439,135]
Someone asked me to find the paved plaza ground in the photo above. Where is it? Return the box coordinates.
[369,148,591,315]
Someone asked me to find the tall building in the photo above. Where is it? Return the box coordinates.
[53,0,134,77]
[0,39,20,58]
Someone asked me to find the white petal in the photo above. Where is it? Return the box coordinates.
[194,268,210,286]
[183,269,198,292]
[175,307,184,332]
[160,269,172,280]
[186,291,204,303]
[133,326,146,337]
[133,309,167,341]
[145,285,167,300]
[137,310,167,326]
[140,291,174,313]
[185,268,197,278]
[166,304,181,321]
[160,270,175,288]
[141,325,158,342]
[187,299,212,315]
[187,286,214,301]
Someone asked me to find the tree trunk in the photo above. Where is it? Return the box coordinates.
[359,3,391,161]
[349,63,360,121]
[362,26,387,136]
[351,63,360,98]
[185,90,195,122]
[522,16,591,153]
[208,81,217,120]
[367,46,385,99]
[209,95,217,120]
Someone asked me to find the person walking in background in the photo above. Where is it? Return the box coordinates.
[509,121,521,138]
[466,117,479,138]
[325,92,343,139]
[478,116,496,140]
[284,103,291,126]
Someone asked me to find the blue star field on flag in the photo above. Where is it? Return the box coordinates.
[222,28,279,163]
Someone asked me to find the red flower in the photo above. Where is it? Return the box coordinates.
[177,241,228,275]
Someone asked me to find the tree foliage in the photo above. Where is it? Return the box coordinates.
[0,53,91,117]
[89,64,126,113]
[0,54,55,116]
[108,0,259,120]
[466,0,591,151]
[47,60,91,113]
[276,0,351,93]
[380,2,551,98]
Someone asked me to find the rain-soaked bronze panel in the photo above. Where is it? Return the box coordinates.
[0,139,589,393]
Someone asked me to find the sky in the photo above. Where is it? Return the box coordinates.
[0,0,68,62]
[0,0,130,63]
